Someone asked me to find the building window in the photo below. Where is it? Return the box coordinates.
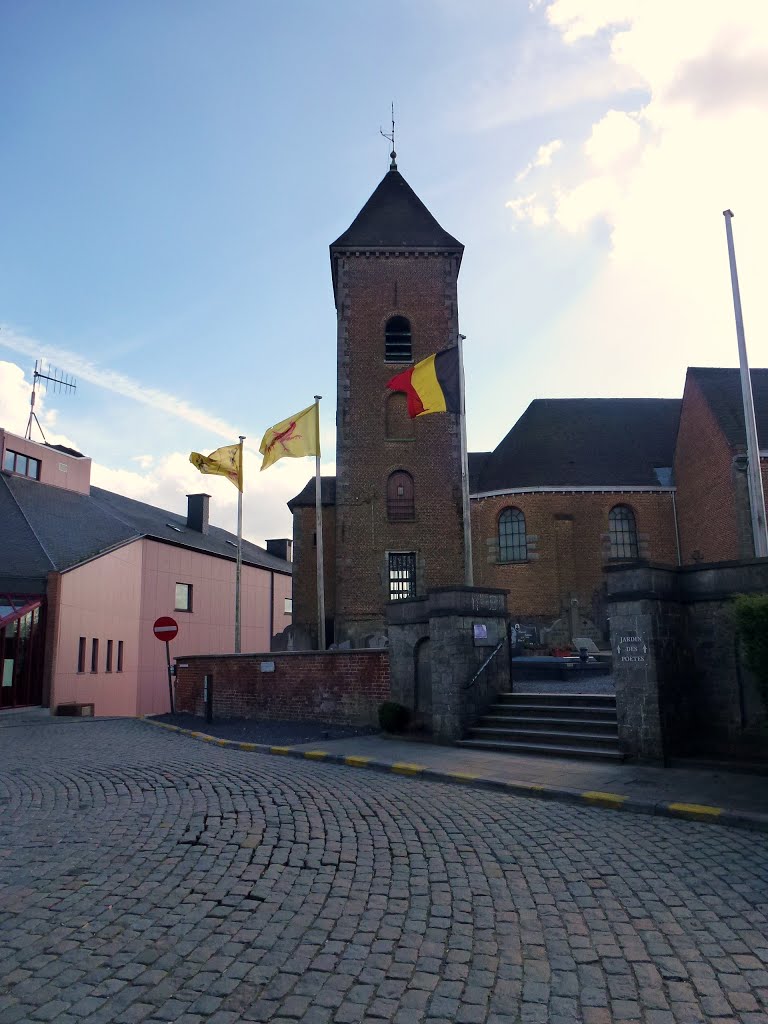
[385,316,412,363]
[77,637,86,673]
[385,392,414,440]
[389,552,416,601]
[3,450,40,480]
[91,638,99,673]
[499,508,527,562]
[609,505,639,559]
[387,471,415,521]
[284,598,293,614]
[117,641,124,672]
[106,639,113,673]
[175,583,192,611]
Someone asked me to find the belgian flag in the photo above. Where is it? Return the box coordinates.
[387,347,461,418]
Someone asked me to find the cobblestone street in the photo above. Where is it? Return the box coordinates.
[1,719,767,1024]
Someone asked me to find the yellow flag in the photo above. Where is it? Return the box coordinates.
[189,443,243,491]
[259,403,319,471]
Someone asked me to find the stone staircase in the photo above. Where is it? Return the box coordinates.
[458,692,623,761]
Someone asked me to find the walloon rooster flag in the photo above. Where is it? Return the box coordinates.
[387,347,461,417]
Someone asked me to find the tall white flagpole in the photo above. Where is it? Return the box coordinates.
[235,435,245,652]
[457,334,474,586]
[314,397,327,650]
[723,211,768,558]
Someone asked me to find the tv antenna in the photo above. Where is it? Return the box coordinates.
[25,360,77,442]
[380,102,397,170]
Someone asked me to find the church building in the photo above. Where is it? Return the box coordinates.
[289,161,768,649]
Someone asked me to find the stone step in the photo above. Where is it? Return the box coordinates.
[498,691,616,706]
[478,714,619,735]
[467,726,620,750]
[456,738,624,761]
[488,702,617,720]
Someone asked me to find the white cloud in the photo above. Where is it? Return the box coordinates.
[516,139,563,182]
[0,327,242,441]
[503,1,768,383]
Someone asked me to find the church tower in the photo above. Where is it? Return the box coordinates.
[330,155,467,644]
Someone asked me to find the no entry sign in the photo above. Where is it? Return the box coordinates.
[153,616,179,642]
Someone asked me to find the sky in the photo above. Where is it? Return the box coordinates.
[1,0,767,546]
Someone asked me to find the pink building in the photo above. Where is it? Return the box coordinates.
[1,429,292,716]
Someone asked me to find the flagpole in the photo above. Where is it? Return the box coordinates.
[723,211,768,558]
[457,334,474,586]
[314,397,326,650]
[235,435,245,653]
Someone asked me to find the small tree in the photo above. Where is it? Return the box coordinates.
[733,594,768,706]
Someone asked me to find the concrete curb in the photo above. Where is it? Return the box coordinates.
[139,718,768,834]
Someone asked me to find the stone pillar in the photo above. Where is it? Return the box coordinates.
[426,587,510,742]
[385,598,428,712]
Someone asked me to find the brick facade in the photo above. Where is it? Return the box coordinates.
[332,253,465,643]
[291,504,336,648]
[471,491,678,637]
[175,650,389,727]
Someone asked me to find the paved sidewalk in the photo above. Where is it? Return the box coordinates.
[143,718,768,832]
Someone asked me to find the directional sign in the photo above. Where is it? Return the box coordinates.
[153,616,179,642]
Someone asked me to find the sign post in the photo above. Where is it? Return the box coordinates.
[153,616,179,714]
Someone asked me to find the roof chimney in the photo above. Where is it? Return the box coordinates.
[266,538,292,562]
[187,493,210,534]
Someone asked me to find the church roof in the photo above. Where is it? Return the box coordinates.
[473,398,682,493]
[330,169,463,251]
[687,366,768,449]
[287,477,337,511]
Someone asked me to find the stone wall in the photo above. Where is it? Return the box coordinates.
[387,586,511,742]
[607,560,768,763]
[174,651,389,727]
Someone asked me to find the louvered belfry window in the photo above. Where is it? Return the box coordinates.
[609,505,639,559]
[385,316,412,363]
[387,471,415,521]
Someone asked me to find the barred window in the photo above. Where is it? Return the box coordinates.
[498,508,527,562]
[609,505,639,559]
[389,552,416,601]
[385,316,412,363]
[387,471,415,521]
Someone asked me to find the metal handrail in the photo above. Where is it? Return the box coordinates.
[465,639,504,690]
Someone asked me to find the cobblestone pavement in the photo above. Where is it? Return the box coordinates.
[1,720,767,1024]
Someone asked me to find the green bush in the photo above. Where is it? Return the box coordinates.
[378,700,410,733]
[733,594,768,704]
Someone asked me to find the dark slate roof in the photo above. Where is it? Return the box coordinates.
[0,474,291,582]
[468,452,491,493]
[474,399,682,492]
[331,169,463,251]
[287,477,337,511]
[688,367,768,449]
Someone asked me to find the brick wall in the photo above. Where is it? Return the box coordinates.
[291,504,337,647]
[674,375,742,563]
[471,491,678,627]
[174,650,389,727]
[333,253,465,642]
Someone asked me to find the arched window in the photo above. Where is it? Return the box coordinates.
[499,508,527,562]
[609,505,639,559]
[385,392,414,440]
[385,316,412,363]
[387,471,415,521]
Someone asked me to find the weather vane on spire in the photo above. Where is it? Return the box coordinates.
[380,102,396,170]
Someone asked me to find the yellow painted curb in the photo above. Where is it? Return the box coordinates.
[215,739,230,747]
[391,762,424,776]
[582,791,628,808]
[345,755,371,767]
[667,802,722,818]
[239,742,258,751]
[448,772,479,782]
[270,746,291,755]
[304,750,328,760]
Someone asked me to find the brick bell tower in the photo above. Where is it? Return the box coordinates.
[330,151,467,644]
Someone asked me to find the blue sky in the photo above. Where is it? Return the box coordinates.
[2,0,767,542]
